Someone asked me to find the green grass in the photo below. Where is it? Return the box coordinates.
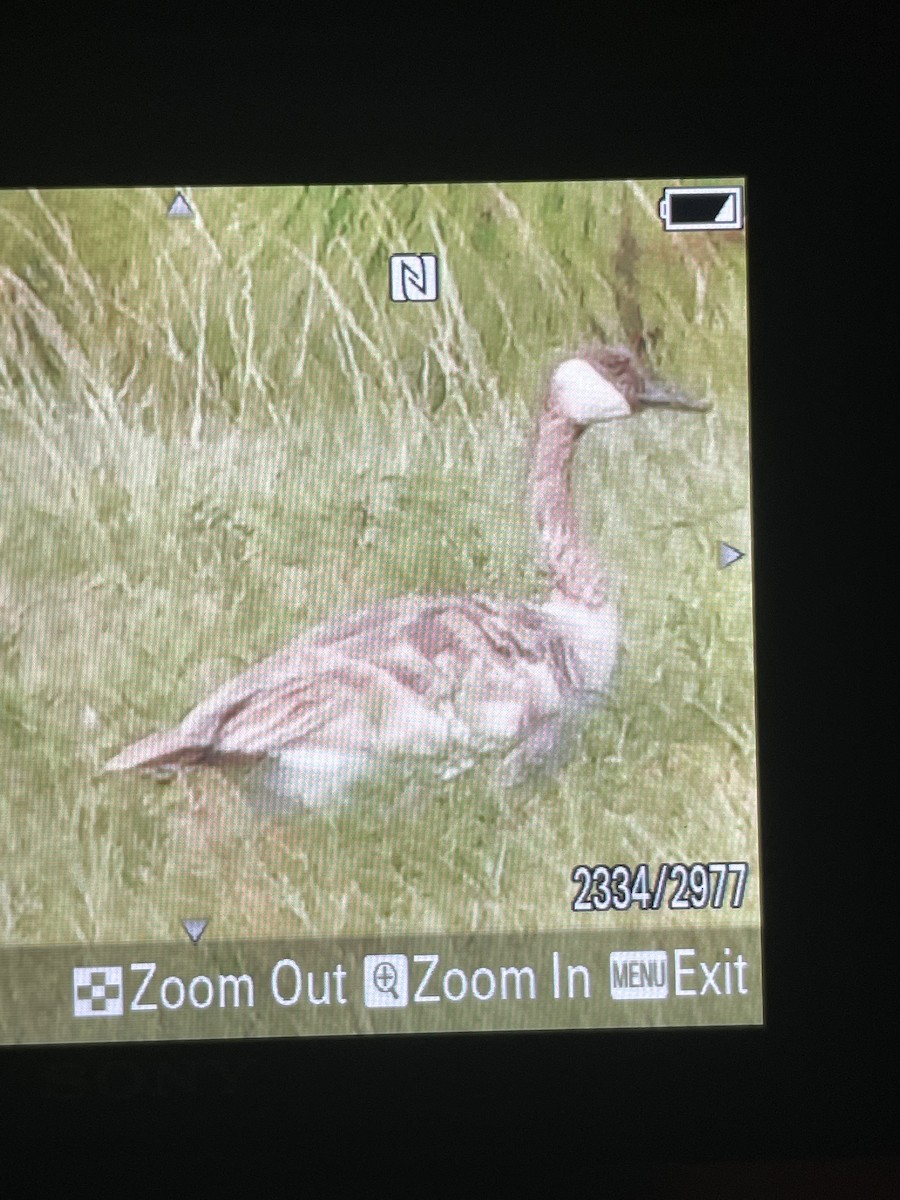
[0,180,758,945]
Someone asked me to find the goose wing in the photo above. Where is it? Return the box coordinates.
[106,595,591,772]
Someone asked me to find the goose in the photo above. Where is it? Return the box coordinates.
[105,346,707,809]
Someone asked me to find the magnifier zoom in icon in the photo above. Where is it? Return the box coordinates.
[363,954,409,1008]
[374,961,398,997]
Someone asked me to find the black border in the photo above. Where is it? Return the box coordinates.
[0,19,890,1173]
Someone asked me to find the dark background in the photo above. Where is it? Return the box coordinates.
[0,6,891,1190]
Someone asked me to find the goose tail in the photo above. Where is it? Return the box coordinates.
[104,726,206,773]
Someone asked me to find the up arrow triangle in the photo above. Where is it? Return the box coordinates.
[182,918,209,944]
[719,542,745,569]
[167,191,194,218]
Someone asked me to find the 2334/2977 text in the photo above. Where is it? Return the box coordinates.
[570,861,750,913]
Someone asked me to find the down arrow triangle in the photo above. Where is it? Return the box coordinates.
[182,918,209,944]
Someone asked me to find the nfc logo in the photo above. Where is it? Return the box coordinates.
[389,254,439,302]
[609,951,668,1000]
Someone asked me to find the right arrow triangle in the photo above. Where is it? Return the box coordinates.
[719,542,745,569]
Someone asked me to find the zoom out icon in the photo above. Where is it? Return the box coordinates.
[389,254,439,302]
[73,966,124,1017]
[363,954,409,1008]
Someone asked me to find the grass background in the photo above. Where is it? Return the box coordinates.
[0,180,757,946]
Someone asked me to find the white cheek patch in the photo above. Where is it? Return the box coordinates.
[552,359,631,423]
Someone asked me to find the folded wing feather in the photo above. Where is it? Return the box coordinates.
[105,596,598,780]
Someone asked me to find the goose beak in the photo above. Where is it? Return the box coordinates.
[637,380,711,412]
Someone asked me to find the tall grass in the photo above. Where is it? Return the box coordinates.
[0,180,756,945]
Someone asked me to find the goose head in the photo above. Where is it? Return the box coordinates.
[550,345,709,428]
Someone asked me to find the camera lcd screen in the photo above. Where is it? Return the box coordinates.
[0,178,761,1044]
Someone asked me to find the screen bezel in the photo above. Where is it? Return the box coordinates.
[0,58,882,1167]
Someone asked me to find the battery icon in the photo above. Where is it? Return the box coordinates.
[658,186,743,232]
